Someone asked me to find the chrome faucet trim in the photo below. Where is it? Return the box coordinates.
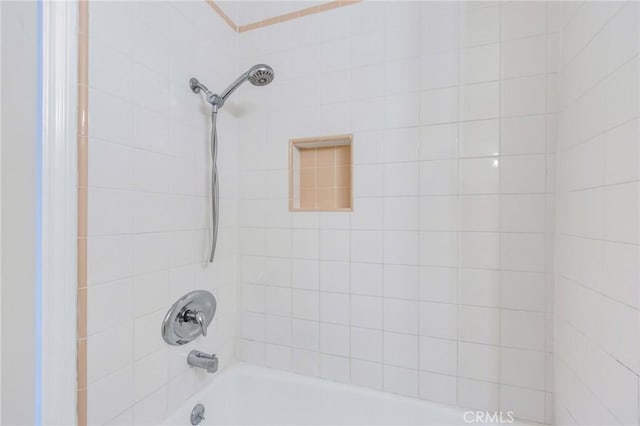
[187,350,219,374]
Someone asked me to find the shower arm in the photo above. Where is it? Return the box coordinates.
[191,73,251,110]
[218,70,252,105]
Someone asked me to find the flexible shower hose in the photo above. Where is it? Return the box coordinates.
[209,110,219,263]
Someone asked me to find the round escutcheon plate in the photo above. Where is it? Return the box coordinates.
[161,290,216,345]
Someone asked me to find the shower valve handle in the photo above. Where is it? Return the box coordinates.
[183,310,208,337]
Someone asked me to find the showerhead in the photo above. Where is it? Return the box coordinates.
[247,64,275,86]
[190,64,274,110]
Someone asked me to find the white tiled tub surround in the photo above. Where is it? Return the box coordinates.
[235,2,558,423]
[85,2,238,424]
[554,2,640,425]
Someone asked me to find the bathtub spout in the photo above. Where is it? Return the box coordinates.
[187,350,219,373]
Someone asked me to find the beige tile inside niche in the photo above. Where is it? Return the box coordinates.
[289,134,353,211]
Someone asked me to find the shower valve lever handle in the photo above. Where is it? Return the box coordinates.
[183,310,208,337]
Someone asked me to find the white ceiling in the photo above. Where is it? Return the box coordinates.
[216,1,326,27]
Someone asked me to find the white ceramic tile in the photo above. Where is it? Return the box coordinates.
[459,232,499,270]
[87,321,134,384]
[420,11,458,54]
[383,162,420,196]
[89,88,135,146]
[458,378,499,411]
[502,115,547,156]
[500,271,546,312]
[458,268,500,308]
[266,286,291,317]
[350,262,383,296]
[419,371,457,405]
[461,5,500,47]
[459,158,500,195]
[291,289,319,321]
[385,21,420,61]
[383,197,419,231]
[419,232,458,267]
[292,259,319,290]
[350,359,383,390]
[351,327,383,362]
[501,2,547,41]
[88,235,134,285]
[419,301,457,340]
[320,323,350,357]
[419,87,458,125]
[320,354,350,383]
[458,341,499,382]
[419,337,457,375]
[383,231,419,265]
[502,35,547,79]
[460,43,500,84]
[383,365,419,397]
[500,233,546,272]
[291,348,320,377]
[459,195,499,232]
[500,155,547,194]
[320,292,350,325]
[88,278,133,335]
[383,127,419,162]
[419,196,458,231]
[500,385,546,423]
[384,332,419,369]
[291,319,319,351]
[385,57,419,96]
[87,366,134,426]
[604,119,639,185]
[501,75,547,117]
[350,295,383,330]
[500,347,546,390]
[266,315,291,346]
[419,160,458,195]
[419,266,457,303]
[319,230,350,262]
[134,349,168,401]
[350,231,383,263]
[500,194,546,232]
[383,265,419,300]
[319,261,350,294]
[419,124,458,160]
[458,305,500,345]
[351,31,385,68]
[500,310,546,351]
[384,299,419,334]
[458,119,500,158]
[420,51,458,90]
[266,344,291,371]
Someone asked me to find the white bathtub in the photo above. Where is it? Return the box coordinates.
[164,364,525,425]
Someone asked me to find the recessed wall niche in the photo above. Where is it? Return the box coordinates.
[289,134,353,212]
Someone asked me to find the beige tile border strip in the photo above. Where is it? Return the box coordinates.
[77,0,89,425]
[205,0,238,32]
[206,0,361,33]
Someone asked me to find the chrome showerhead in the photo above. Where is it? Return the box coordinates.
[190,64,275,110]
[247,64,274,86]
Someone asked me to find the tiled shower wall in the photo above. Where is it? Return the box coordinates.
[554,2,640,425]
[235,2,558,423]
[85,2,238,424]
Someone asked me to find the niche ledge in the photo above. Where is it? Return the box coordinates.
[289,134,353,212]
